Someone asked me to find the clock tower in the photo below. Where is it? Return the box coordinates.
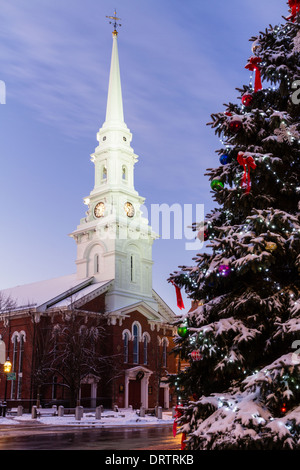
[70,17,158,312]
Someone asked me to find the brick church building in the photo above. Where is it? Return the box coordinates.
[0,16,178,411]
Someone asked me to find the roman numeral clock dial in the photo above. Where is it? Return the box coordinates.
[124,202,135,218]
[94,202,105,218]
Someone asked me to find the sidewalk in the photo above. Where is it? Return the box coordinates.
[0,408,174,429]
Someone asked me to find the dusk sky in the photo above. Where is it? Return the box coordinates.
[0,0,286,313]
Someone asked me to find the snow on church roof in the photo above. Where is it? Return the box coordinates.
[1,274,112,312]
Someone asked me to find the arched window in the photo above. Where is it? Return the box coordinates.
[143,333,151,365]
[124,332,129,363]
[162,338,168,367]
[102,166,107,180]
[17,333,25,399]
[130,253,138,283]
[122,165,127,181]
[94,254,99,274]
[133,324,139,364]
[10,331,26,399]
[0,340,5,364]
[11,334,18,399]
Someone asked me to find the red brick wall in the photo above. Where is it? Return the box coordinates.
[0,304,177,410]
[103,310,177,409]
[0,312,35,409]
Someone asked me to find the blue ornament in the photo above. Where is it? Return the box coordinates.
[219,154,230,165]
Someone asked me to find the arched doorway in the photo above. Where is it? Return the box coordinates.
[124,366,152,409]
[129,380,141,409]
[80,375,99,407]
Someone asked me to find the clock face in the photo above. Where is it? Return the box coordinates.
[124,202,135,218]
[94,202,105,218]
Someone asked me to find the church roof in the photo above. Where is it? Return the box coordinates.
[1,274,112,313]
[1,275,177,325]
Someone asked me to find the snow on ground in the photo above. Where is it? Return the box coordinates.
[0,408,174,428]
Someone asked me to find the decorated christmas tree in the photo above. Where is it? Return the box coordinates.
[170,1,300,450]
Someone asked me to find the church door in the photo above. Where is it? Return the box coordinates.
[129,380,141,409]
[80,384,91,407]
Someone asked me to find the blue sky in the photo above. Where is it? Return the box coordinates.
[0,0,286,313]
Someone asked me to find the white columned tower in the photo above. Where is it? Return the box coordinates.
[70,13,158,312]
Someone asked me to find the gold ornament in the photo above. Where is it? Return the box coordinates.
[265,242,277,252]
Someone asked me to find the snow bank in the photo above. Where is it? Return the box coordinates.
[0,409,174,428]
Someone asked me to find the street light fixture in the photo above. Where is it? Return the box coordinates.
[3,358,12,374]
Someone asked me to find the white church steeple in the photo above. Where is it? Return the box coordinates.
[70,13,158,313]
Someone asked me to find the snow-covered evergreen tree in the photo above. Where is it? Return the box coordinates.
[170,2,300,450]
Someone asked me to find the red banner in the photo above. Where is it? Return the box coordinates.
[173,405,186,450]
[171,281,185,310]
[245,57,262,92]
[289,0,300,17]
[237,152,256,194]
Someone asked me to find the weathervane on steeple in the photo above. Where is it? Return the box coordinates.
[106,10,121,36]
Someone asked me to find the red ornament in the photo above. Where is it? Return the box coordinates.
[229,117,243,133]
[245,57,262,93]
[191,350,202,361]
[281,403,287,414]
[241,93,253,107]
[237,152,256,194]
[197,228,209,241]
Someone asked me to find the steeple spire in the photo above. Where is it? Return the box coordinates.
[104,11,125,128]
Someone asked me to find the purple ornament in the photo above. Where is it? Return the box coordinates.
[219,265,231,277]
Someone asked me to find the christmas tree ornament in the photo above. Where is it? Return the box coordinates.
[191,350,203,361]
[251,41,262,56]
[210,179,224,191]
[197,228,209,241]
[171,281,185,310]
[177,325,188,338]
[274,122,300,143]
[245,56,262,92]
[281,403,287,414]
[237,151,256,194]
[241,92,253,107]
[265,241,277,252]
[229,116,243,133]
[219,154,231,165]
[219,265,231,277]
